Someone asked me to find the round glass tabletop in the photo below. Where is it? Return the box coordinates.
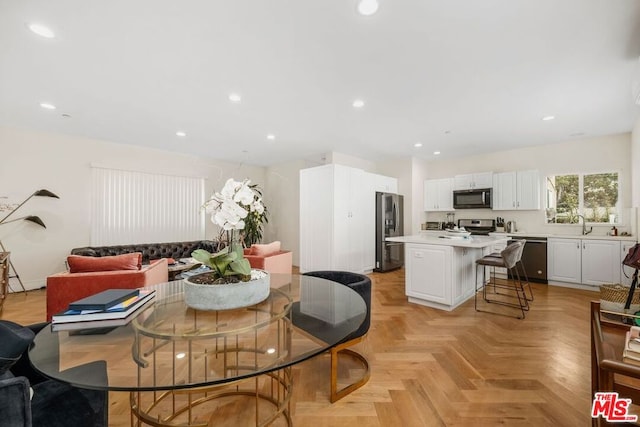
[29,274,367,391]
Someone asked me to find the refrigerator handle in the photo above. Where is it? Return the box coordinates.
[392,202,397,232]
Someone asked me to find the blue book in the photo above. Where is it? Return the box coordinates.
[52,289,156,323]
[68,289,139,311]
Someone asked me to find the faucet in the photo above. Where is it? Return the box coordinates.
[578,214,593,235]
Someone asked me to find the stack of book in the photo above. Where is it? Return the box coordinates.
[623,326,640,364]
[51,288,156,331]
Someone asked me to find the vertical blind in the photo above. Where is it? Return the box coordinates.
[91,167,205,246]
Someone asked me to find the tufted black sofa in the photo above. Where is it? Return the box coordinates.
[70,240,220,264]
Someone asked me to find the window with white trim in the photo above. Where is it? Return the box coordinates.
[546,172,619,224]
[91,167,205,245]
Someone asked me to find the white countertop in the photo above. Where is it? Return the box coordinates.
[488,232,636,242]
[419,230,635,242]
[387,234,509,248]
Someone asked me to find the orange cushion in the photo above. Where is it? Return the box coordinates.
[67,253,142,273]
[250,241,281,257]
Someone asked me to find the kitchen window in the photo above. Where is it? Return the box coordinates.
[545,172,619,224]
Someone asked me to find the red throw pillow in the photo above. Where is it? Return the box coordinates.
[67,253,142,273]
[250,241,281,257]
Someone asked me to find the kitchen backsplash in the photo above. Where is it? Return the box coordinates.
[424,207,637,237]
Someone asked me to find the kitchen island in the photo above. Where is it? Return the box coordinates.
[387,234,510,311]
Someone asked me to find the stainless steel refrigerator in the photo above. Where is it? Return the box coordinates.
[374,192,404,272]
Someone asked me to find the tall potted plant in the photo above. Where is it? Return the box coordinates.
[184,178,269,310]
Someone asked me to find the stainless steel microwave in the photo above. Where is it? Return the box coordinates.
[453,188,492,209]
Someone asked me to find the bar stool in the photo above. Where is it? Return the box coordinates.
[475,240,532,319]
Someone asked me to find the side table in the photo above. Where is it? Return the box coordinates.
[0,252,9,312]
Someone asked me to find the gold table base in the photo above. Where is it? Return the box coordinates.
[130,367,292,427]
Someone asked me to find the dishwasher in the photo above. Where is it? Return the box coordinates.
[507,236,548,284]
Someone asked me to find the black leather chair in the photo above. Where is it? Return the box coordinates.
[0,320,108,427]
[300,271,371,402]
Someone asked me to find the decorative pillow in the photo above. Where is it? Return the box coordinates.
[250,241,281,257]
[67,253,142,273]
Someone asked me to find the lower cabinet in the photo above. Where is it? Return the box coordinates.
[548,238,621,286]
[405,244,481,310]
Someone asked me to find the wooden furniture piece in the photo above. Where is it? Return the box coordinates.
[29,274,367,426]
[590,301,640,426]
[0,252,8,312]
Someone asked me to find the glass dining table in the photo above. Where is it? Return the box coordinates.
[29,273,367,427]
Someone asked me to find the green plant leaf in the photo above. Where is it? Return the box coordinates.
[191,249,213,267]
[228,258,251,276]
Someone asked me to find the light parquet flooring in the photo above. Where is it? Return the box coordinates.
[1,269,600,426]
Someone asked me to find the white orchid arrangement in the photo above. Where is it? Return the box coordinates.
[205,178,265,231]
[191,179,265,283]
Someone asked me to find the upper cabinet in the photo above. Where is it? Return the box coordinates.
[370,173,398,194]
[424,178,453,211]
[492,170,540,211]
[453,172,493,190]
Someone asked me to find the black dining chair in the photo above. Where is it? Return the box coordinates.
[0,320,108,427]
[296,271,371,402]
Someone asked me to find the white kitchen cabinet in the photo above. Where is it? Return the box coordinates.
[371,173,398,193]
[405,243,481,310]
[406,244,450,305]
[424,178,453,211]
[548,238,582,283]
[581,240,621,286]
[492,170,540,210]
[452,247,481,306]
[453,172,493,190]
[300,164,368,274]
[621,241,638,286]
[548,238,621,286]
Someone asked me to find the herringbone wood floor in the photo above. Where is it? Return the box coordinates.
[1,269,601,426]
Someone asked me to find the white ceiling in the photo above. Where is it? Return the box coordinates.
[1,0,640,167]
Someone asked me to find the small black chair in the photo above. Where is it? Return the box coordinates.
[298,271,371,402]
[0,320,108,427]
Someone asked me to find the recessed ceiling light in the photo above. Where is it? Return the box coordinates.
[266,134,275,141]
[542,115,555,121]
[357,0,379,16]
[40,102,56,110]
[229,93,241,103]
[27,23,55,38]
[433,151,441,155]
[352,99,365,108]
[414,142,422,148]
[176,131,187,137]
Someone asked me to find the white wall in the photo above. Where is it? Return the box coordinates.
[632,117,640,235]
[425,133,634,236]
[0,126,266,290]
[264,159,306,266]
